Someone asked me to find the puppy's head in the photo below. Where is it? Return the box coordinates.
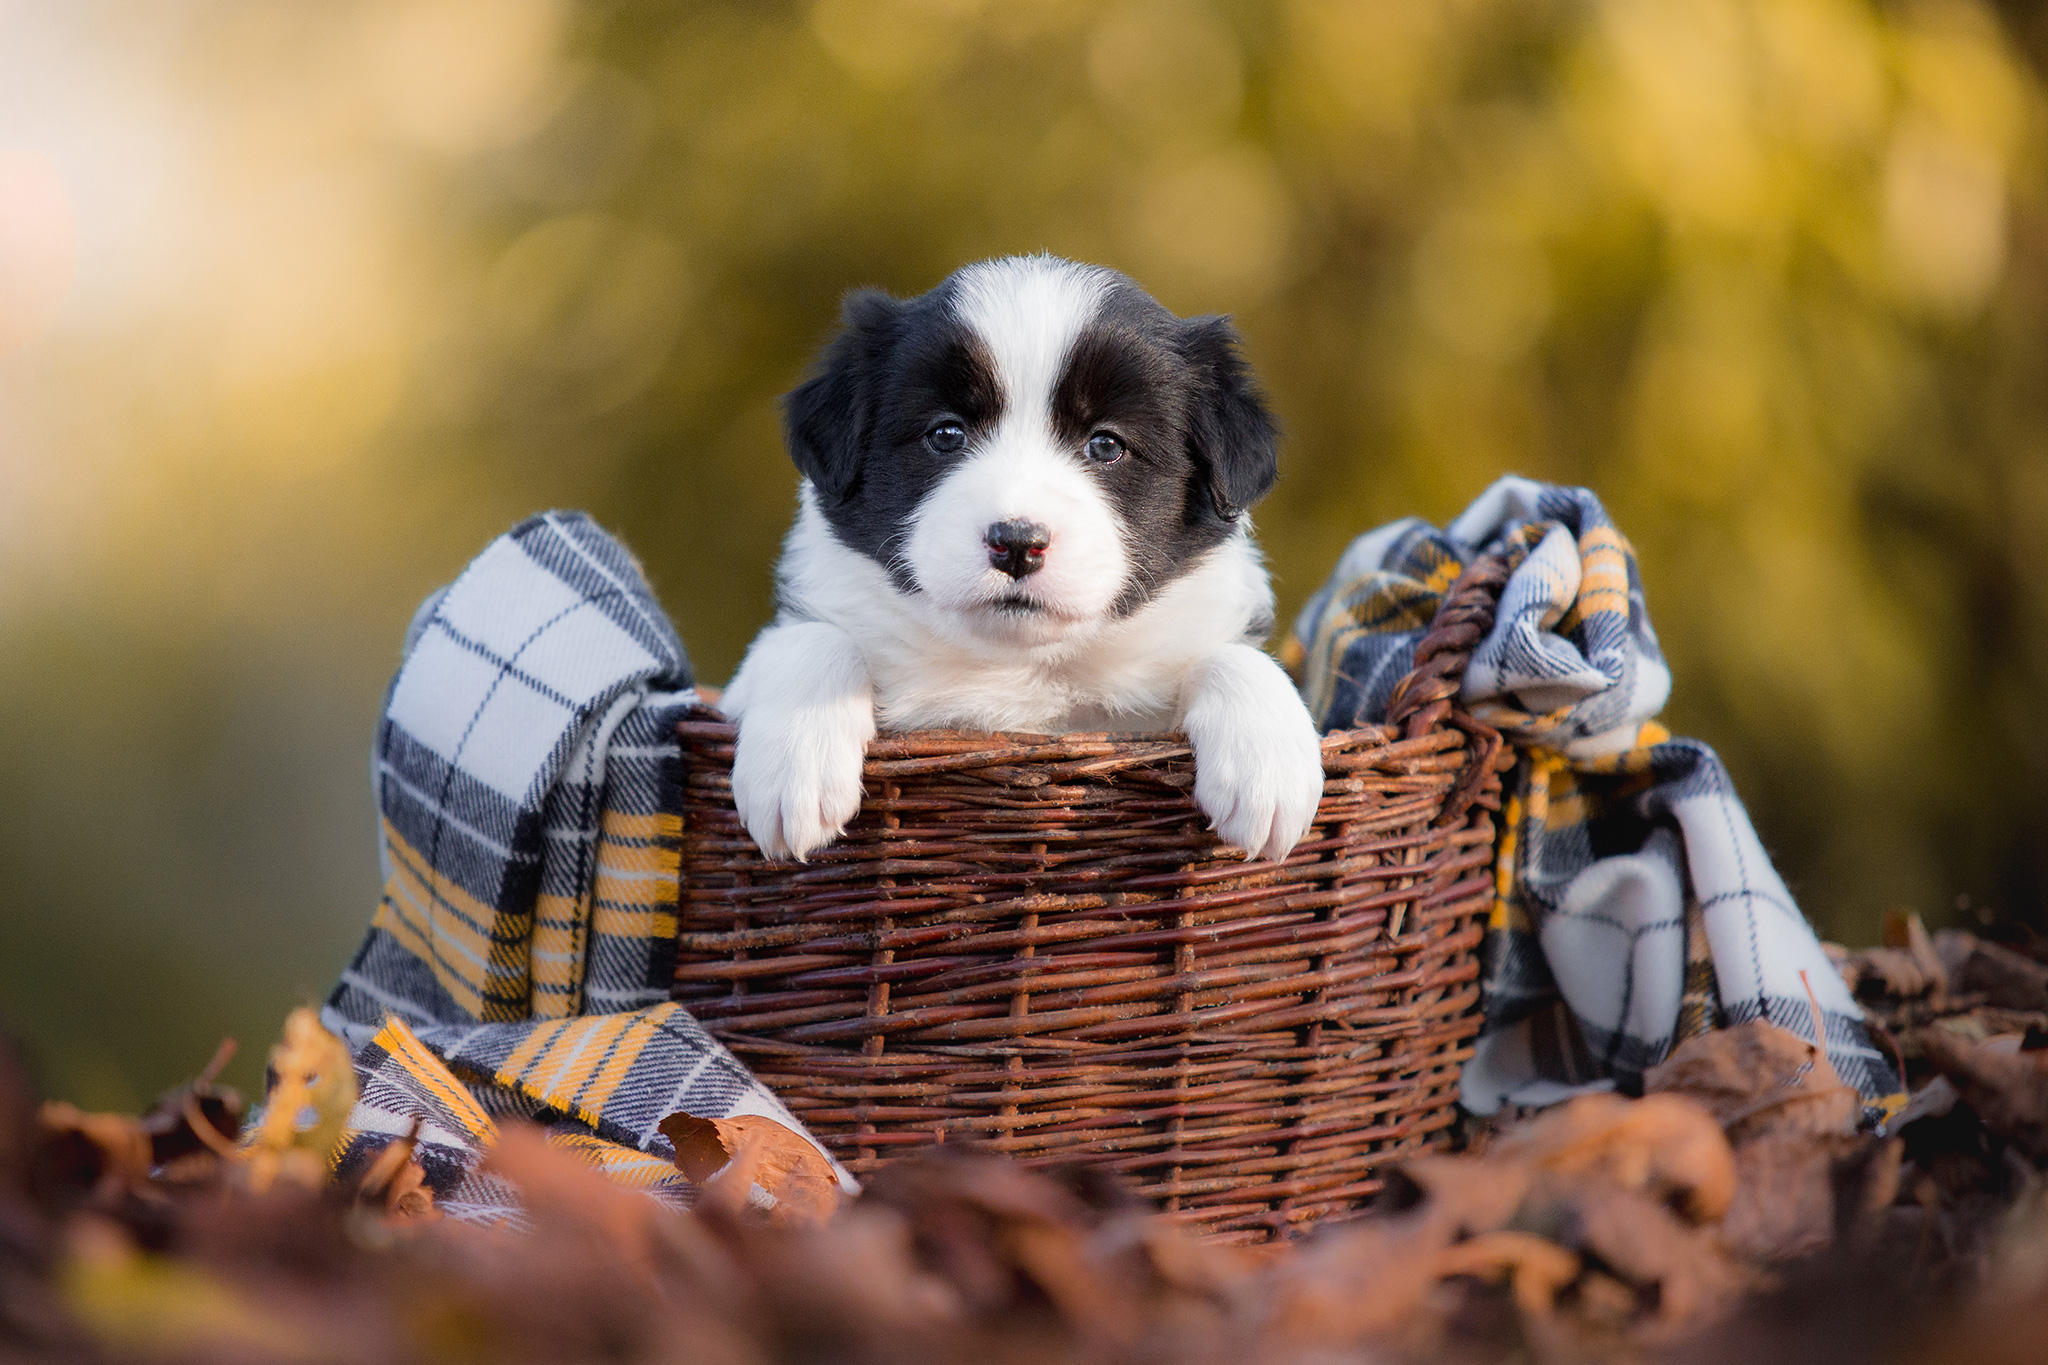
[783,255,1278,646]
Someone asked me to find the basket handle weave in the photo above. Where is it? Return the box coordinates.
[1382,551,1513,827]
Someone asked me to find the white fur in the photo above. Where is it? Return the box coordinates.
[902,258,1126,643]
[1182,645,1326,862]
[725,256,1325,862]
[951,257,1113,419]
[776,488,1270,733]
[728,493,1323,861]
[902,440,1130,642]
[718,619,875,862]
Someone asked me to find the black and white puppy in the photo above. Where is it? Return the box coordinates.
[721,255,1324,863]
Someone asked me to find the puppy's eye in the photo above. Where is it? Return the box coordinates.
[925,421,967,454]
[1085,431,1126,464]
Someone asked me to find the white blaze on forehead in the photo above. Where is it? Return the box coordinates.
[951,256,1114,427]
[904,256,1128,637]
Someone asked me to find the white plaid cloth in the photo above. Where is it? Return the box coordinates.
[1288,477,1897,1114]
[322,512,849,1218]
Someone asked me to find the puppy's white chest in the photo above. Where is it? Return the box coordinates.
[868,640,1181,735]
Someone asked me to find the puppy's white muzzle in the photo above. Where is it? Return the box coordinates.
[903,439,1128,645]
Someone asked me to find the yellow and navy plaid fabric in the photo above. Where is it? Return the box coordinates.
[322,512,848,1216]
[1286,476,1898,1112]
[341,1015,698,1223]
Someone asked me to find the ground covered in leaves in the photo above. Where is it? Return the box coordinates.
[13,920,2048,1364]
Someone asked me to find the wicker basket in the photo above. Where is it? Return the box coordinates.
[673,558,1511,1242]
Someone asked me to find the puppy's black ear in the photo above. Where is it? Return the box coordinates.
[782,288,901,503]
[1181,315,1279,521]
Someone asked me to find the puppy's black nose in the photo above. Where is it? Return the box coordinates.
[985,519,1050,579]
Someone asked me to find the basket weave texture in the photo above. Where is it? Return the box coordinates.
[673,559,1511,1242]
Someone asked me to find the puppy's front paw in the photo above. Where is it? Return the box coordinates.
[1184,646,1326,863]
[723,621,876,861]
[731,708,871,861]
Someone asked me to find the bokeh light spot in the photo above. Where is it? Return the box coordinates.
[481,213,689,417]
[1088,0,1243,147]
[0,150,78,357]
[1883,117,2007,312]
[1123,143,1296,310]
[365,0,569,156]
[810,0,980,91]
[1412,217,1554,363]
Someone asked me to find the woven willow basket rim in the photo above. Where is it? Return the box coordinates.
[671,555,1513,1242]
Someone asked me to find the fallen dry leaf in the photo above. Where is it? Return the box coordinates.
[380,1161,436,1223]
[1882,911,1950,999]
[1376,1152,1534,1240]
[240,1008,356,1192]
[1646,1020,1861,1143]
[871,1152,1097,1307]
[1516,1173,1749,1336]
[35,1103,152,1196]
[659,1111,842,1226]
[1950,938,2048,1015]
[1856,946,1942,1001]
[1494,1092,1738,1223]
[138,1037,244,1169]
[483,1123,684,1290]
[1716,1133,1901,1265]
[1921,1030,2048,1161]
[351,1118,439,1226]
[1263,1208,1450,1343]
[1271,1098,1748,1359]
[731,1201,965,1338]
[1433,1229,1582,1316]
[1006,1214,1142,1341]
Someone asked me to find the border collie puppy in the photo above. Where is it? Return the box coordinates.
[720,255,1324,863]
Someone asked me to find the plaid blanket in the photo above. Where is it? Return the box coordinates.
[322,487,1896,1216]
[321,511,850,1220]
[1283,476,1899,1113]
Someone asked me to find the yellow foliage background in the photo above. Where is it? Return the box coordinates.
[2,0,2044,1105]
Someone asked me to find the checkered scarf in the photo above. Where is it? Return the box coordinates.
[1284,476,1899,1113]
[321,511,849,1220]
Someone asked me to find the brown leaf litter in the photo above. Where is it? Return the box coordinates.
[659,1111,843,1225]
[11,933,2048,1363]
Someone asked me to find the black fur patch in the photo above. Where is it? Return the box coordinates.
[781,263,1278,615]
[783,283,1004,592]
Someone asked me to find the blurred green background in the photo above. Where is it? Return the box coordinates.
[2,0,2044,1109]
